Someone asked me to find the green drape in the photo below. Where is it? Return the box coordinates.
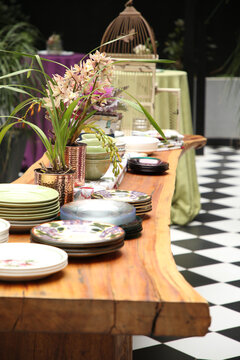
[114,69,201,225]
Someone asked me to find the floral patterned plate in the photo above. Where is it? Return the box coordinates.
[91,190,151,204]
[31,238,125,257]
[63,241,124,257]
[31,220,125,248]
[0,243,68,281]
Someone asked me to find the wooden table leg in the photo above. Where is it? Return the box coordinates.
[0,332,132,360]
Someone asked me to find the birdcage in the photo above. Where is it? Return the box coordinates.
[100,0,157,58]
[100,1,181,135]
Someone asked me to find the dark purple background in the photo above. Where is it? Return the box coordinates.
[22,53,85,168]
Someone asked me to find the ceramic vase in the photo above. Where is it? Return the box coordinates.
[34,169,75,206]
[64,143,87,187]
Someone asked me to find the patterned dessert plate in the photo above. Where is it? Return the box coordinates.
[91,190,151,204]
[31,220,125,248]
[62,241,124,257]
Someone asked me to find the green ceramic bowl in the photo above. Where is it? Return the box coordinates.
[85,158,111,180]
[86,152,110,160]
[85,145,107,154]
[80,138,104,146]
[81,133,97,139]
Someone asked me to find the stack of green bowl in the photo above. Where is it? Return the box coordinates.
[79,134,111,180]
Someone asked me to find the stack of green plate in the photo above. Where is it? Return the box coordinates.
[91,189,152,216]
[0,184,60,231]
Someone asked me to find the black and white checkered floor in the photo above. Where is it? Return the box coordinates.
[133,146,240,360]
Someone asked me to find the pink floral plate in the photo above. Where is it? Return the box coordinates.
[0,243,68,281]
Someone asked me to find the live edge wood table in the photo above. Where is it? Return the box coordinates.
[0,135,209,360]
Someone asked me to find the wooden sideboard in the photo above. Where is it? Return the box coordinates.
[0,136,209,360]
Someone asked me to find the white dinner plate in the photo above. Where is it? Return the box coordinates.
[0,219,10,234]
[117,136,159,152]
[0,243,68,281]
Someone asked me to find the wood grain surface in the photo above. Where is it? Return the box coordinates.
[0,140,210,340]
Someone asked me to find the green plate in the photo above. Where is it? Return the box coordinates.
[1,211,59,221]
[0,184,59,204]
[0,198,59,208]
[0,202,59,215]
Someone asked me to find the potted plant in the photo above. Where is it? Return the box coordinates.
[0,36,170,203]
[0,21,41,182]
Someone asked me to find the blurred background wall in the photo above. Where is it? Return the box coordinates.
[1,0,240,143]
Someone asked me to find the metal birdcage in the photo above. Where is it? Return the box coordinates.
[100,0,157,58]
[100,1,181,135]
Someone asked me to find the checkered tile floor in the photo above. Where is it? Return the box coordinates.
[133,146,240,360]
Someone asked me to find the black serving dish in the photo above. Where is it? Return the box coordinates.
[127,157,169,175]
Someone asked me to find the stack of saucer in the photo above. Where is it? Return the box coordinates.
[128,157,169,175]
[91,189,152,216]
[0,219,10,243]
[31,220,125,257]
[0,184,60,231]
[115,139,126,157]
[0,243,68,281]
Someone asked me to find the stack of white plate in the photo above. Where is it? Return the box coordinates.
[115,139,126,157]
[0,184,60,231]
[117,136,159,154]
[0,243,68,281]
[0,219,10,243]
[31,219,126,257]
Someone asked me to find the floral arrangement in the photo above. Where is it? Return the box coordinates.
[42,50,125,145]
[0,37,169,175]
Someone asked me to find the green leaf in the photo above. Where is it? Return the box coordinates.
[27,59,34,79]
[0,85,32,96]
[121,92,167,141]
[0,68,34,80]
[0,117,54,162]
[0,121,18,143]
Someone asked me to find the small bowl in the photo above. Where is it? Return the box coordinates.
[80,138,104,146]
[81,133,98,139]
[86,145,108,154]
[85,158,111,180]
[86,152,110,160]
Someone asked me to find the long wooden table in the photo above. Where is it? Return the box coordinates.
[0,136,210,360]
